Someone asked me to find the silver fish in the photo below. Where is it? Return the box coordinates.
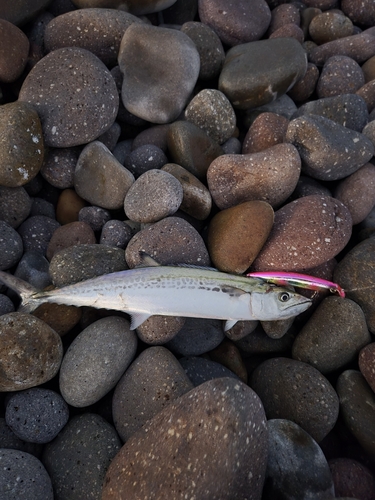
[0,254,311,331]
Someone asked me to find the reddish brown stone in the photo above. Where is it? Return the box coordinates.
[46,221,96,261]
[242,112,289,154]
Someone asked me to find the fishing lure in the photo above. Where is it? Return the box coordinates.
[247,271,345,298]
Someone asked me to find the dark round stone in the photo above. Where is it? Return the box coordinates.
[0,221,23,270]
[124,144,168,177]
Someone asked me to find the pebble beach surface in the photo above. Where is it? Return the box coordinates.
[1,0,375,499]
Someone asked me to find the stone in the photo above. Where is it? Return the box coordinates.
[161,163,212,221]
[264,419,335,499]
[41,147,79,189]
[74,142,135,210]
[309,11,353,44]
[131,125,169,153]
[0,449,53,500]
[218,37,307,110]
[337,370,375,455]
[207,201,274,274]
[250,357,339,442]
[356,80,375,113]
[71,0,177,15]
[135,315,185,345]
[0,0,50,26]
[14,251,51,290]
[252,195,352,272]
[285,115,374,181]
[78,206,111,232]
[269,23,304,43]
[0,102,44,187]
[19,47,119,147]
[112,346,193,441]
[181,21,225,81]
[329,458,375,500]
[59,316,137,407]
[0,417,42,457]
[17,215,60,255]
[44,8,142,66]
[100,220,133,249]
[185,89,236,144]
[359,343,375,393]
[0,294,15,315]
[309,33,375,66]
[124,144,168,177]
[317,55,365,98]
[5,388,69,444]
[261,317,294,340]
[119,23,200,123]
[198,0,271,46]
[30,198,55,219]
[166,318,225,356]
[0,186,31,229]
[43,413,121,500]
[362,55,375,83]
[235,324,295,354]
[288,63,320,102]
[341,0,375,27]
[0,221,23,270]
[242,112,289,154]
[167,120,223,179]
[334,163,375,225]
[0,19,29,82]
[49,244,127,287]
[268,3,300,34]
[55,189,86,225]
[125,216,210,268]
[102,378,268,500]
[208,338,248,383]
[32,303,82,337]
[334,238,375,333]
[179,356,240,386]
[292,296,371,374]
[291,175,332,199]
[46,221,96,261]
[0,312,63,391]
[207,143,301,209]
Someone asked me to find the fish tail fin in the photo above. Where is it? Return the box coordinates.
[0,270,42,313]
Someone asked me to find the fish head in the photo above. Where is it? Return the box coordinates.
[251,286,312,320]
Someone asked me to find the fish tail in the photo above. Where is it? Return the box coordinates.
[0,270,42,313]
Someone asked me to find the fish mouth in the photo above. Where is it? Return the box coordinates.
[286,299,312,311]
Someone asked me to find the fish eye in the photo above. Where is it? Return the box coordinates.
[278,292,290,302]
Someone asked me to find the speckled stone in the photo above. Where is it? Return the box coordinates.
[102,378,268,500]
[291,175,332,199]
[208,338,247,383]
[32,303,82,337]
[261,317,294,340]
[0,312,63,391]
[181,21,225,81]
[329,458,375,499]
[125,216,210,268]
[250,357,339,442]
[234,324,294,354]
[356,79,375,113]
[43,413,121,500]
[166,318,225,356]
[97,121,121,151]
[71,0,177,15]
[222,137,242,154]
[124,144,168,177]
[337,370,375,455]
[288,63,320,102]
[0,0,50,25]
[334,238,375,333]
[198,0,271,46]
[19,47,119,147]
[334,163,375,225]
[0,186,31,229]
[285,115,374,180]
[161,163,212,220]
[244,94,298,123]
[40,147,79,189]
[14,251,51,290]
[0,102,44,187]
[119,23,199,123]
[30,198,55,219]
[56,189,87,225]
[185,89,236,144]
[100,220,133,249]
[112,346,193,442]
[124,169,183,223]
[341,0,375,27]
[207,143,301,209]
[218,37,307,110]
[0,449,53,500]
[46,221,96,261]
[0,19,29,82]
[253,195,352,272]
[78,206,110,232]
[5,388,69,444]
[0,221,23,270]
[0,294,15,315]
[269,23,304,43]
[17,215,60,255]
[179,356,240,386]
[359,343,375,393]
[264,419,335,499]
[207,201,274,274]
[49,244,127,287]
[74,141,135,210]
[362,55,375,83]
[309,33,375,66]
[242,112,289,154]
[167,120,223,179]
[131,125,169,153]
[60,316,137,407]
[135,315,185,345]
[317,55,365,98]
[44,8,142,66]
[292,296,371,374]
[309,11,353,44]
[0,417,42,457]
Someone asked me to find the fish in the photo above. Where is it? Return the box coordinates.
[247,271,345,298]
[0,254,312,331]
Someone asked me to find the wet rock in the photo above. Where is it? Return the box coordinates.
[102,378,268,500]
[253,195,352,272]
[5,388,69,443]
[309,33,375,66]
[0,186,31,229]
[135,315,185,345]
[14,251,50,290]
[46,221,96,261]
[112,346,193,442]
[337,370,375,455]
[0,417,42,457]
[207,144,301,209]
[356,79,375,113]
[72,0,177,15]
[291,175,332,199]
[166,318,225,356]
[341,0,375,27]
[0,312,63,391]
[32,303,82,337]
[219,37,307,110]
[100,220,133,249]
[250,357,339,442]
[309,11,353,44]
[131,125,169,153]
[59,316,137,407]
[261,317,294,339]
[18,215,60,255]
[78,206,111,232]
[242,112,289,154]
[317,55,365,98]
[269,23,304,43]
[235,324,294,354]
[74,141,135,210]
[0,19,29,82]
[288,62,320,102]
[0,221,23,270]
[285,115,374,181]
[292,296,371,374]
[41,147,78,189]
[43,413,121,500]
[264,419,335,499]
[119,23,199,123]
[359,343,375,393]
[208,339,247,383]
[19,47,119,147]
[329,457,375,499]
[0,0,51,26]
[207,201,274,273]
[30,197,55,219]
[124,144,168,177]
[268,3,300,34]
[0,294,15,315]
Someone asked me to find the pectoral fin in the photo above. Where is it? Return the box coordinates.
[129,312,152,330]
[224,320,238,331]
